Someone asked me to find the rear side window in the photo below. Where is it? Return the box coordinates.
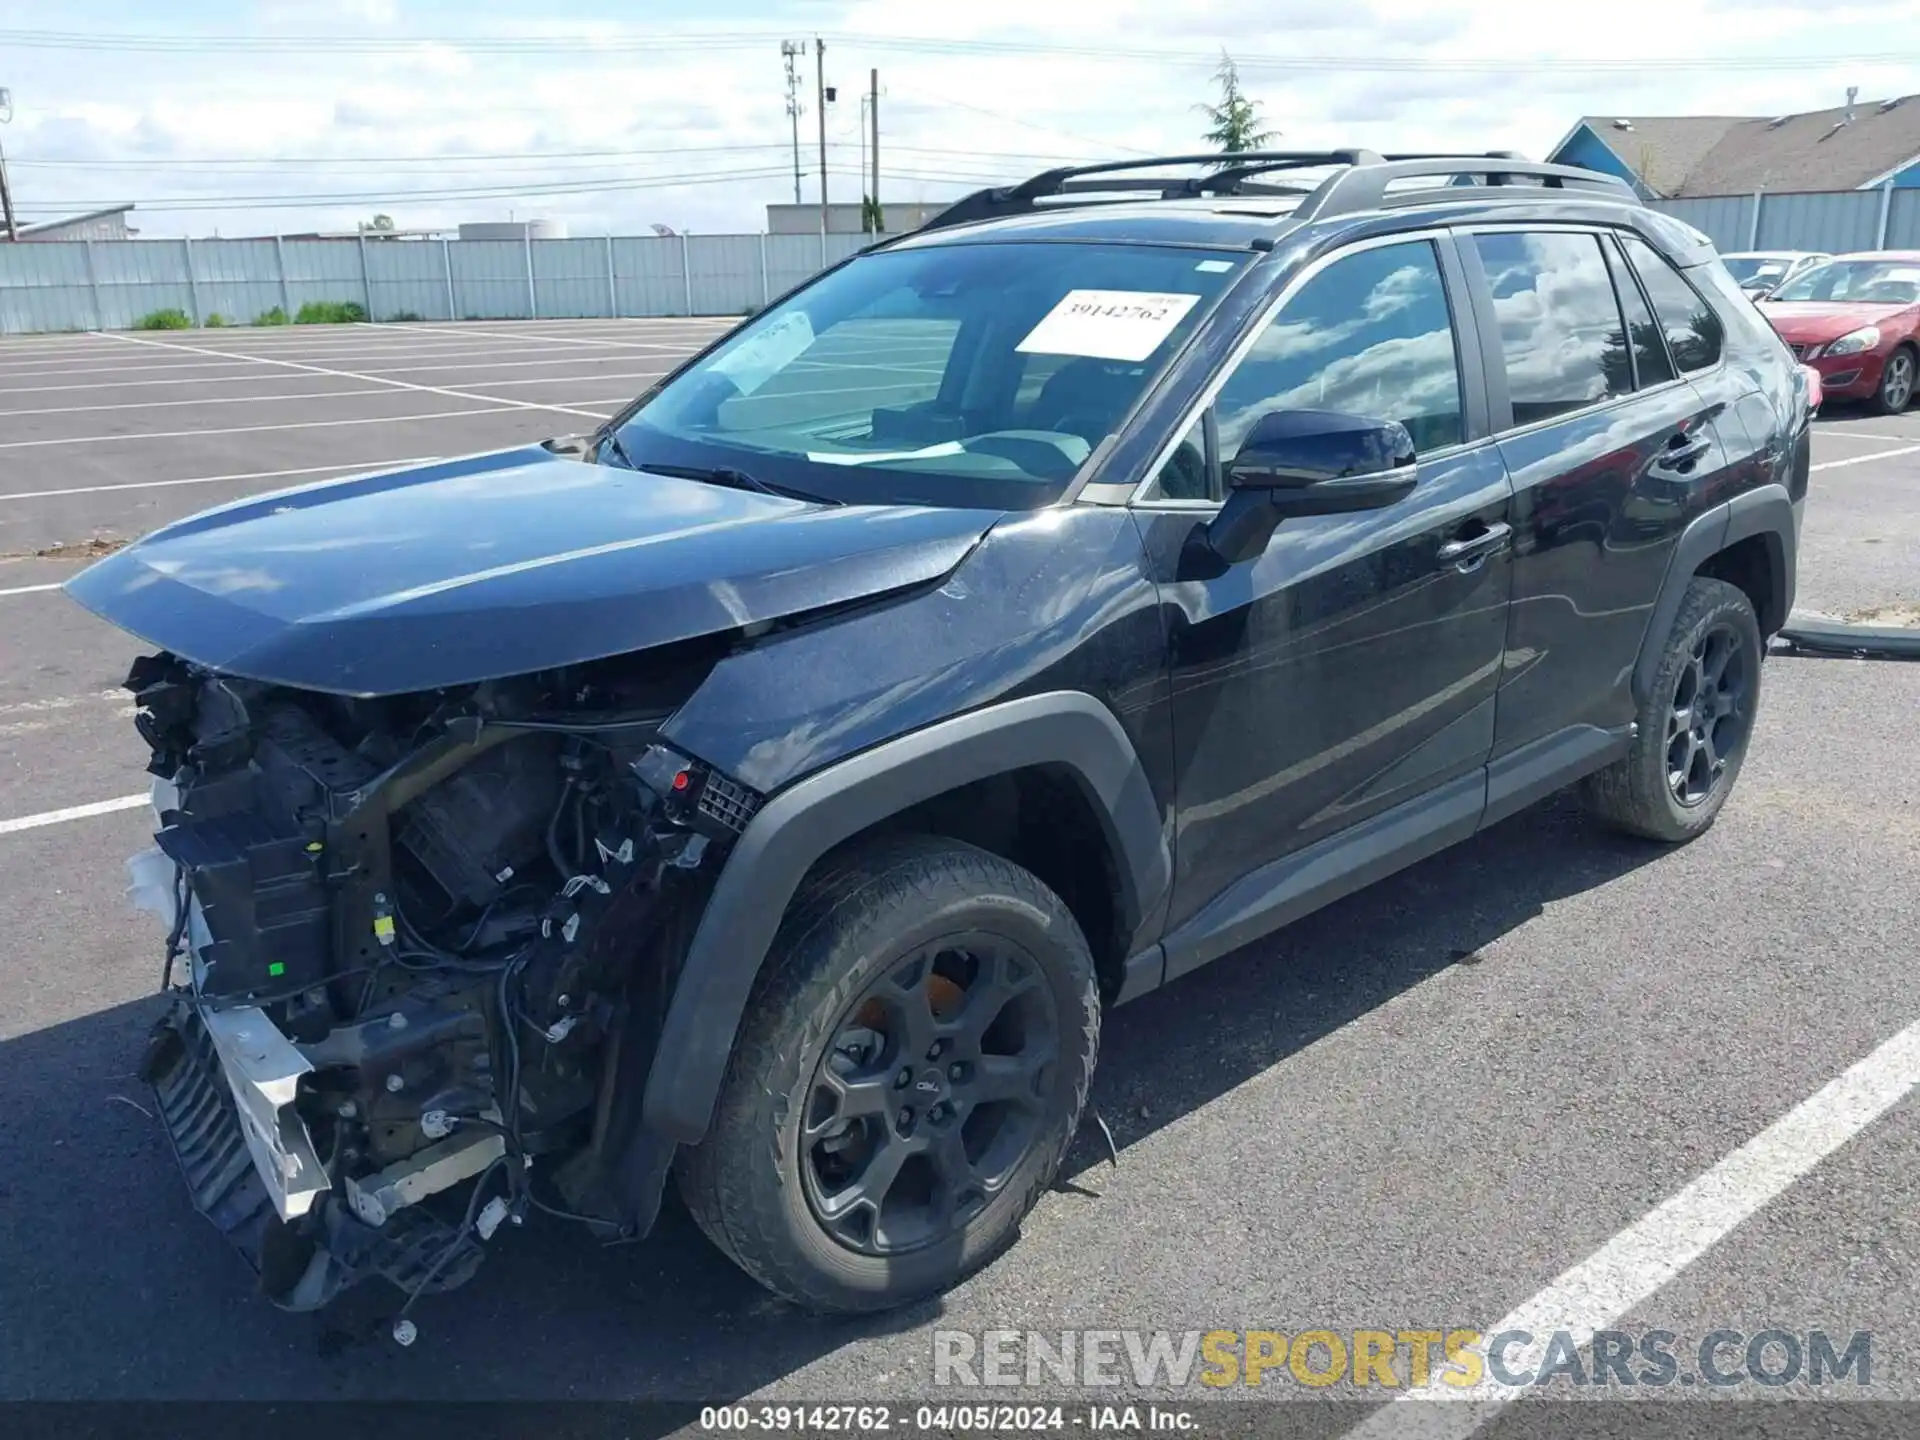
[1601,238,1676,388]
[1213,239,1464,458]
[1619,234,1723,373]
[1472,231,1632,426]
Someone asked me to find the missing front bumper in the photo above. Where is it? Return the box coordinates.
[141,1000,485,1311]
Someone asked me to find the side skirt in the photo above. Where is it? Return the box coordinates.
[1118,721,1633,1001]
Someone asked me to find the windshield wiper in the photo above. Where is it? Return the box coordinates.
[596,426,640,471]
[632,460,841,506]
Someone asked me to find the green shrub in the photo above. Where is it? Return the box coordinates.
[294,300,369,325]
[252,306,289,326]
[133,308,193,330]
[204,312,230,328]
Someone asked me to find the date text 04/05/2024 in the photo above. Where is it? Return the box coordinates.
[698,1404,1198,1432]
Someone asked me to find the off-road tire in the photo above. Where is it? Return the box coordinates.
[675,834,1100,1313]
[1579,575,1763,843]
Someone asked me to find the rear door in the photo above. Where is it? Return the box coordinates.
[1461,225,1744,824]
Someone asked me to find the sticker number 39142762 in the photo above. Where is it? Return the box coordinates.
[1015,289,1203,363]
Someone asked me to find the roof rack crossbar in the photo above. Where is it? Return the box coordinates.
[916,151,1637,235]
[1292,157,1636,223]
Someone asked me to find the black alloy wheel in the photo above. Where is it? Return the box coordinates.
[1666,620,1753,808]
[801,936,1058,1256]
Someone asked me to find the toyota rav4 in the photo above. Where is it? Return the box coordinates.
[67,150,1809,1322]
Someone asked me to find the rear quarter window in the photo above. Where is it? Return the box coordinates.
[1619,234,1723,373]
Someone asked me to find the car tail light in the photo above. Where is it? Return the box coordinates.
[1798,363,1823,414]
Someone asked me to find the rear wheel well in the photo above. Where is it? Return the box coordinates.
[821,766,1127,1000]
[1698,533,1784,636]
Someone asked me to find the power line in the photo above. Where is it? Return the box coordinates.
[0,26,1908,73]
[10,142,1110,172]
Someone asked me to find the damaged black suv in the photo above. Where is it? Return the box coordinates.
[68,152,1810,1321]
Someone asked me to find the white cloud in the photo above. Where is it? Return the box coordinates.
[4,0,1917,236]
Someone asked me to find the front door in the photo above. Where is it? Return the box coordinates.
[1129,234,1514,971]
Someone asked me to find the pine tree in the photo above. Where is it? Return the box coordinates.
[1199,52,1276,164]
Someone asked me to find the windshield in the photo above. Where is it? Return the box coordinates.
[1769,258,1920,306]
[1722,256,1790,286]
[608,241,1245,509]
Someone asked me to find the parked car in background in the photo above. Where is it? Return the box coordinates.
[1757,251,1920,413]
[1720,250,1828,299]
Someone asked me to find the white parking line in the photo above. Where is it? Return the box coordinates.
[0,385,397,417]
[1812,427,1920,442]
[0,403,527,450]
[0,793,147,837]
[1811,442,1920,472]
[375,320,708,353]
[0,455,442,503]
[0,341,657,382]
[0,347,678,390]
[96,330,611,422]
[362,355,675,378]
[0,582,64,598]
[1341,1013,1920,1438]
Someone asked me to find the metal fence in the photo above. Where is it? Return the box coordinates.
[0,230,888,334]
[1649,189,1920,256]
[4,194,1914,334]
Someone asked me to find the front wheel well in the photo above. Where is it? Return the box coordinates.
[823,766,1128,1000]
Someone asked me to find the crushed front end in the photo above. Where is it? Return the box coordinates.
[121,644,755,1313]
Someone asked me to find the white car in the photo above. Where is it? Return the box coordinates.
[1720,250,1830,298]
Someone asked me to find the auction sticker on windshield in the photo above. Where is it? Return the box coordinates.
[1017,289,1201,362]
[712,310,815,396]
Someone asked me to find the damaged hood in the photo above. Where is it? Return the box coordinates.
[64,445,1000,696]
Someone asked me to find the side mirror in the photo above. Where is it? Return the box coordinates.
[1204,409,1418,566]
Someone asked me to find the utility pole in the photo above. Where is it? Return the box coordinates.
[780,40,804,206]
[0,147,17,243]
[814,38,829,239]
[869,68,880,234]
[0,88,16,243]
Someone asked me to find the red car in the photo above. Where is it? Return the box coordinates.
[1755,250,1920,413]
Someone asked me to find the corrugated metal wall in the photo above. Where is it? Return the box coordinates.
[0,230,884,334]
[1648,190,1920,254]
[12,199,1913,336]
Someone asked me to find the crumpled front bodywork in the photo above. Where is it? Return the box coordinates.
[115,641,752,1311]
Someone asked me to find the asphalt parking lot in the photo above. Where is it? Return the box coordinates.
[3,321,1919,1426]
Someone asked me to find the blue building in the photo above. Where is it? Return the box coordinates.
[1548,94,1920,199]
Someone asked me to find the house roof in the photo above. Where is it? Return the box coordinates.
[1570,116,1750,197]
[1563,97,1920,198]
[17,203,136,237]
[1679,97,1920,196]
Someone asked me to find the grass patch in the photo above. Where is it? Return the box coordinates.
[254,307,289,326]
[294,300,369,325]
[205,312,230,327]
[133,308,193,330]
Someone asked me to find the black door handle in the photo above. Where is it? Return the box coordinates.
[1654,430,1712,473]
[1437,520,1512,569]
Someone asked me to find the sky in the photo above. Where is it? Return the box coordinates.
[3,0,1919,238]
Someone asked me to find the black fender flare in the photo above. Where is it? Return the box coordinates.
[642,690,1172,1142]
[1632,483,1796,707]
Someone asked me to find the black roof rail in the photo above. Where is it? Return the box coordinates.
[915,150,1637,235]
[919,150,1384,232]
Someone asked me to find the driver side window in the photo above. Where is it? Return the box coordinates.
[1219,240,1464,457]
[1152,239,1464,502]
